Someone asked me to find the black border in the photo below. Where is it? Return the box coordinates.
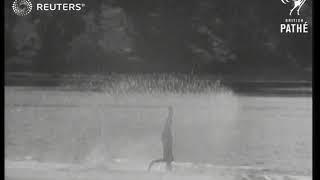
[312,0,317,179]
[2,1,317,180]
[2,0,5,178]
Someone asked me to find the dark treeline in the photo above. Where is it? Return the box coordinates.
[5,0,312,80]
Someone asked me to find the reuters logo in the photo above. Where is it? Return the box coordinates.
[12,0,33,16]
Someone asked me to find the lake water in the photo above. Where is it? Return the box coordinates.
[5,86,312,176]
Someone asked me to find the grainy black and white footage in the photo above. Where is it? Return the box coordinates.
[5,0,312,180]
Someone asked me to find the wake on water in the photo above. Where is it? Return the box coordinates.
[6,80,240,170]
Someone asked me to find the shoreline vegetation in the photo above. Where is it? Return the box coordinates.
[5,72,312,96]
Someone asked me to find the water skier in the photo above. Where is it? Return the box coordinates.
[148,106,174,172]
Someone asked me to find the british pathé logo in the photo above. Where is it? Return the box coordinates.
[280,0,309,33]
[280,19,308,33]
[12,0,33,16]
[281,0,307,16]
